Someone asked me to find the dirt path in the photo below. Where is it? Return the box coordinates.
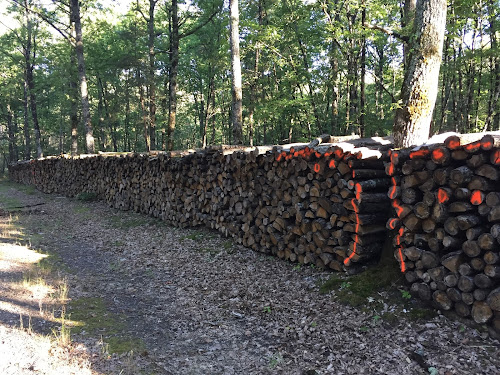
[0,179,499,375]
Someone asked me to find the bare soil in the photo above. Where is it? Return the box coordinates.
[0,179,499,375]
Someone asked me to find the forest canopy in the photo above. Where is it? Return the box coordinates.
[0,0,498,162]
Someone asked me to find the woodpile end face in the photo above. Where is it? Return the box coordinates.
[8,132,500,337]
[386,132,500,337]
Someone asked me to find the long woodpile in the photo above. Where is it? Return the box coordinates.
[10,132,500,336]
[386,133,500,336]
[8,135,393,272]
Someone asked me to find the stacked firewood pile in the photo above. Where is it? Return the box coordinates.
[8,136,393,272]
[386,133,500,335]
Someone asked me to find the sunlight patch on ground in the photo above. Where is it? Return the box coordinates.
[0,243,48,273]
[0,325,96,375]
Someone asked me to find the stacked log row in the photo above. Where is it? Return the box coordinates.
[386,133,500,336]
[8,137,392,272]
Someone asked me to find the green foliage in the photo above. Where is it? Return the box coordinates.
[0,0,497,161]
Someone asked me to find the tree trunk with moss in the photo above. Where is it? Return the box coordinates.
[393,0,447,148]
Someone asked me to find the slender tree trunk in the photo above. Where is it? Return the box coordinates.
[148,0,157,149]
[6,105,17,163]
[24,0,42,158]
[23,79,31,160]
[487,1,499,130]
[167,0,179,151]
[138,70,151,151]
[70,0,95,153]
[393,0,447,148]
[402,0,416,70]
[375,44,385,120]
[230,0,243,144]
[330,44,340,135]
[125,71,131,151]
[248,1,263,147]
[359,1,366,137]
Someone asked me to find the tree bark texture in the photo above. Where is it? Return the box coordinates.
[393,0,447,148]
[71,0,95,154]
[230,0,243,145]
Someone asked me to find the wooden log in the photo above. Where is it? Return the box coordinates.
[473,288,490,302]
[484,251,500,265]
[433,290,453,310]
[441,251,465,273]
[487,287,500,311]
[470,257,486,272]
[488,206,500,222]
[486,192,500,207]
[456,214,481,230]
[450,166,473,185]
[462,240,481,258]
[446,286,462,301]
[458,263,473,276]
[421,218,436,233]
[466,227,485,241]
[442,236,462,249]
[462,292,475,305]
[474,273,493,289]
[475,164,500,181]
[444,217,460,235]
[478,233,496,250]
[449,201,474,213]
[455,302,471,317]
[472,301,493,324]
[484,265,500,278]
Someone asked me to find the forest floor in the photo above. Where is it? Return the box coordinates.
[0,178,499,375]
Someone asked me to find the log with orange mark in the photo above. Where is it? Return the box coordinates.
[437,188,451,204]
[409,148,430,159]
[470,190,484,205]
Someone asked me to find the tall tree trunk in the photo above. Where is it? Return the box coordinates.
[125,70,131,151]
[167,0,179,151]
[70,0,95,153]
[359,1,366,137]
[393,0,447,148]
[330,43,340,135]
[248,0,264,147]
[148,0,157,149]
[486,0,499,130]
[68,19,79,156]
[6,105,17,163]
[23,79,31,160]
[24,0,42,158]
[402,0,416,70]
[138,69,151,151]
[230,0,243,144]
[375,44,385,120]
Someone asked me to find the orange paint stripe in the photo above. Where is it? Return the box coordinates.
[481,140,493,150]
[396,227,406,272]
[388,218,398,230]
[388,162,395,176]
[492,150,500,165]
[465,141,481,152]
[344,198,360,265]
[392,199,404,217]
[388,186,398,199]
[409,149,430,159]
